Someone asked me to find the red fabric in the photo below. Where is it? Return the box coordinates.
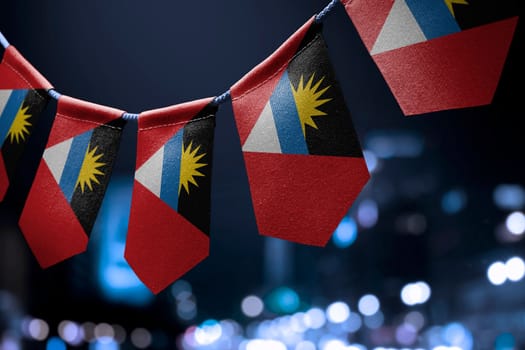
[231,17,315,144]
[47,96,124,147]
[0,153,8,201]
[340,0,394,52]
[125,182,209,294]
[373,17,518,115]
[0,46,53,89]
[136,97,213,167]
[18,162,88,268]
[244,152,370,246]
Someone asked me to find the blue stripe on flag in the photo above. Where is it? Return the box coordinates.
[160,130,183,211]
[270,71,309,155]
[0,89,28,144]
[405,0,460,40]
[59,130,93,202]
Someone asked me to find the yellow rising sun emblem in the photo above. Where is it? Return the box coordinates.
[291,73,332,136]
[7,105,32,144]
[444,0,468,17]
[76,145,105,193]
[179,141,207,196]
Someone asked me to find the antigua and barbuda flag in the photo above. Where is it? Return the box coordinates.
[230,17,370,247]
[0,45,52,201]
[125,98,216,294]
[340,0,518,115]
[19,96,125,268]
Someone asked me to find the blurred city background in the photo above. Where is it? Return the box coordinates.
[1,1,523,349]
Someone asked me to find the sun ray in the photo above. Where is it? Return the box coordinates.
[76,145,105,193]
[179,141,207,195]
[7,105,32,144]
[291,73,332,136]
[444,0,468,17]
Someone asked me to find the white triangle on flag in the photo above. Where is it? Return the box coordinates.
[135,145,164,198]
[0,90,13,116]
[243,101,282,154]
[371,0,427,55]
[43,137,73,184]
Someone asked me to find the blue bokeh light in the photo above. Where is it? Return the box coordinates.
[441,189,467,214]
[332,217,358,248]
[266,287,300,314]
[46,337,66,350]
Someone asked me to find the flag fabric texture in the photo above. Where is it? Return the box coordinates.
[19,96,125,268]
[340,0,518,115]
[230,17,370,247]
[0,45,52,201]
[125,98,216,294]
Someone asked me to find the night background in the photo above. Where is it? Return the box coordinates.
[1,0,524,349]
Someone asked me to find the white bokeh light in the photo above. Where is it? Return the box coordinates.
[194,320,222,346]
[506,212,525,235]
[322,339,347,350]
[487,261,507,285]
[28,318,49,341]
[246,339,287,350]
[505,257,525,282]
[305,308,326,329]
[400,281,431,306]
[326,302,350,324]
[241,295,264,317]
[357,294,380,316]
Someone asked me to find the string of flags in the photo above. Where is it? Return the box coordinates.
[0,0,518,294]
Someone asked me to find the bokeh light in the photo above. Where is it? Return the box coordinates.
[487,261,507,285]
[505,257,525,282]
[46,337,66,350]
[401,281,431,305]
[58,320,82,345]
[194,319,222,346]
[130,328,152,349]
[357,199,379,229]
[326,302,350,324]
[28,318,49,341]
[441,189,467,214]
[493,184,525,210]
[506,212,525,235]
[357,294,380,316]
[332,217,358,248]
[241,295,264,318]
[304,308,326,329]
[266,287,300,314]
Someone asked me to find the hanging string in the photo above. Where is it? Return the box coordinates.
[0,31,10,48]
[48,89,61,100]
[211,90,231,106]
[1,0,339,117]
[315,0,339,23]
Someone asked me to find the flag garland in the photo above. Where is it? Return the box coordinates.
[0,0,519,294]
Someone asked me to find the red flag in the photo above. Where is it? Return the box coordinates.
[125,98,217,294]
[230,17,369,247]
[1,46,52,201]
[19,96,125,268]
[340,0,518,115]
